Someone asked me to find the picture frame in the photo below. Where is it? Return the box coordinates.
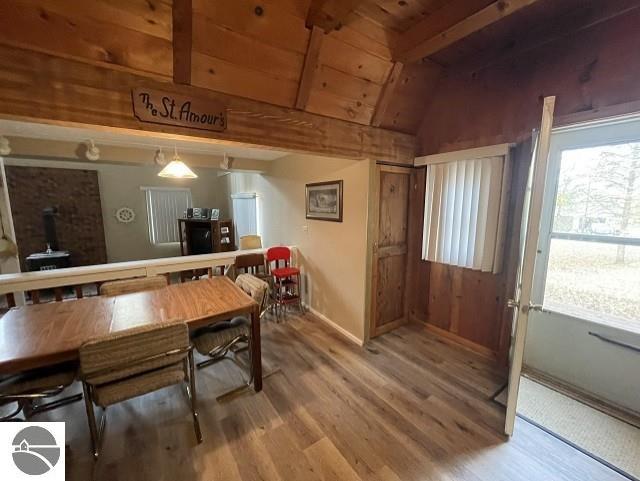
[305,180,343,222]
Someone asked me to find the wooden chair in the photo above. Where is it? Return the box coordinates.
[234,253,269,281]
[79,322,201,459]
[0,362,81,421]
[99,275,167,296]
[192,274,269,400]
[239,235,262,250]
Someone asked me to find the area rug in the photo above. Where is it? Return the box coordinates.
[497,377,640,480]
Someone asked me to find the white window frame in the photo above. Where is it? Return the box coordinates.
[141,186,192,245]
[533,113,640,308]
[231,192,260,242]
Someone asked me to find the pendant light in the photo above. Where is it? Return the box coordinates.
[157,146,197,179]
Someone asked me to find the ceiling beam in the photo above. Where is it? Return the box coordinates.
[0,45,416,164]
[452,0,640,76]
[371,62,404,127]
[295,26,324,110]
[306,0,367,32]
[397,0,540,63]
[172,0,192,85]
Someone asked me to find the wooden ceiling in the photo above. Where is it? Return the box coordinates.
[0,0,636,140]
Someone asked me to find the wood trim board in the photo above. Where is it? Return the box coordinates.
[414,143,514,166]
[0,45,416,164]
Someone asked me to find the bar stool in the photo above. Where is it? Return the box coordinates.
[266,247,303,319]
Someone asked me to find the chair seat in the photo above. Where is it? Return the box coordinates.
[193,317,250,355]
[93,365,184,407]
[0,362,77,396]
[271,267,300,278]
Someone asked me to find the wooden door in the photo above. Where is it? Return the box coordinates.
[370,164,412,338]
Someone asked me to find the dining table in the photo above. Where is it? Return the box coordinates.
[0,276,262,391]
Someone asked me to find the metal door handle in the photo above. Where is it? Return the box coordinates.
[507,299,544,313]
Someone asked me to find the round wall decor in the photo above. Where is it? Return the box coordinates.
[115,207,135,224]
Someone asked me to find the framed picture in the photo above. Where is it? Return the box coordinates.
[305,180,343,222]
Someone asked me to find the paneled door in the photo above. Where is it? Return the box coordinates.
[370,164,412,338]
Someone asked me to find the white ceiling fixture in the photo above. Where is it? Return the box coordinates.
[220,152,234,170]
[154,147,167,166]
[85,139,100,161]
[158,146,197,179]
[0,136,11,156]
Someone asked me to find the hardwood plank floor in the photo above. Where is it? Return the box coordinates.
[29,312,626,481]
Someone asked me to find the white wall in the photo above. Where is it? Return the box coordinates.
[226,154,371,342]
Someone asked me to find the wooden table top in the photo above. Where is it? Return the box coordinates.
[0,277,257,374]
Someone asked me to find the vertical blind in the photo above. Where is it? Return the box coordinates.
[231,193,258,241]
[143,187,192,244]
[422,156,508,273]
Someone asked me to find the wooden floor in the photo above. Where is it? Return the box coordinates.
[33,312,625,481]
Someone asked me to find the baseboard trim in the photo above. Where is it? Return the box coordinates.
[304,304,365,347]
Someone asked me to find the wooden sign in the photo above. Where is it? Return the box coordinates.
[131,88,227,132]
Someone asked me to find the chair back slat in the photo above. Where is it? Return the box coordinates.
[80,322,189,385]
[235,274,269,315]
[99,276,167,296]
[235,253,266,276]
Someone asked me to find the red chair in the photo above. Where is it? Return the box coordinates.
[266,247,303,318]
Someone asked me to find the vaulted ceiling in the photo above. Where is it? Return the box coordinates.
[0,0,636,140]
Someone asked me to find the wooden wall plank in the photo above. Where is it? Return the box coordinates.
[407,167,429,323]
[0,45,416,164]
[0,0,173,77]
[311,65,382,106]
[192,18,304,82]
[305,89,374,125]
[320,36,392,84]
[191,52,299,108]
[371,62,404,127]
[6,0,173,40]
[192,0,310,55]
[356,0,449,33]
[306,0,367,32]
[378,61,442,133]
[343,11,400,47]
[296,26,325,110]
[172,0,192,85]
[331,23,393,61]
[417,8,640,155]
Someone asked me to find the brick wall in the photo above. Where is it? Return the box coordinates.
[5,165,107,270]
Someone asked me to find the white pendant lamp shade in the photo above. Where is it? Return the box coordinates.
[158,147,197,179]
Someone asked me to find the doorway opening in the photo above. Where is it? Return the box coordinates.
[511,114,640,479]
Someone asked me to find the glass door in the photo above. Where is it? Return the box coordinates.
[526,115,640,414]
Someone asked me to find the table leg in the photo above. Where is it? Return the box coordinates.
[251,304,262,392]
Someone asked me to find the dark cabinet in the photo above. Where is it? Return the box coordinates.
[178,218,235,256]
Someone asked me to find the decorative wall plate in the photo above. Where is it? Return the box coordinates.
[115,207,135,223]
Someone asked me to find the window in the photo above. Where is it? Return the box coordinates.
[143,187,192,244]
[231,193,258,241]
[543,142,640,327]
[420,151,510,273]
